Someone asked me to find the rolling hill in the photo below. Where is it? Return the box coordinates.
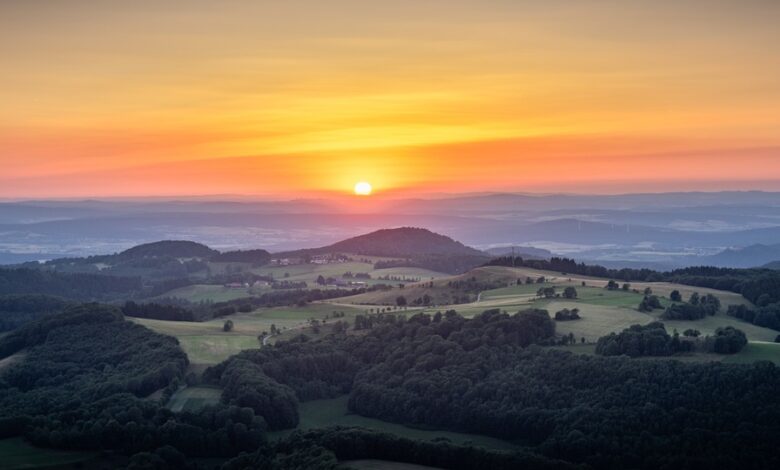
[116,240,218,259]
[276,227,487,258]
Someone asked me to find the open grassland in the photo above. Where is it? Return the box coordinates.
[268,396,519,452]
[379,266,775,345]
[167,386,222,412]
[722,341,780,365]
[133,303,366,365]
[177,335,261,365]
[139,263,776,365]
[253,258,449,287]
[153,257,449,303]
[539,300,652,343]
[0,438,95,469]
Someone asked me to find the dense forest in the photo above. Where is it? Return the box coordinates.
[0,268,142,300]
[211,248,271,264]
[0,304,270,460]
[203,308,780,469]
[205,309,557,429]
[0,294,72,332]
[727,302,780,332]
[0,304,571,469]
[373,253,490,274]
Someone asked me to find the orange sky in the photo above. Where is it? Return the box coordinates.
[1,0,779,198]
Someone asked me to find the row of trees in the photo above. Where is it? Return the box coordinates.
[595,321,747,357]
[661,292,721,320]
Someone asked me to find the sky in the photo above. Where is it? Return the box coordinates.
[1,0,779,198]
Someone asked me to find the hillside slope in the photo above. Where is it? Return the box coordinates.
[277,227,486,258]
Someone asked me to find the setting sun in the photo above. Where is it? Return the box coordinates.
[354,181,373,196]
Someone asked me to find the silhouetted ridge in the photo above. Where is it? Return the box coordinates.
[277,227,485,258]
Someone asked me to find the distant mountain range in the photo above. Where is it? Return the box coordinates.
[763,261,780,270]
[695,243,780,269]
[1,191,780,265]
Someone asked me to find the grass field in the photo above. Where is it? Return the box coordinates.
[268,396,520,452]
[138,263,778,366]
[253,259,449,288]
[723,341,780,365]
[0,438,95,469]
[167,386,222,412]
[134,302,367,366]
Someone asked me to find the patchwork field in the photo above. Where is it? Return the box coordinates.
[139,263,777,368]
[268,396,519,452]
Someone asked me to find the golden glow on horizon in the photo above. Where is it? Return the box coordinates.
[1,1,779,197]
[354,181,373,196]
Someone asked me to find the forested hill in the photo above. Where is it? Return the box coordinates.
[276,227,487,258]
[116,240,218,259]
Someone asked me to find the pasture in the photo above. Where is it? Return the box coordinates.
[252,257,448,288]
[133,302,366,366]
[167,386,222,412]
[722,341,780,365]
[268,396,519,452]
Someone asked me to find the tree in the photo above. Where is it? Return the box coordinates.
[563,286,578,299]
[223,320,234,332]
[331,321,348,334]
[644,287,653,295]
[670,290,682,302]
[705,326,747,354]
[683,329,700,337]
[396,295,407,307]
[606,280,619,290]
[622,283,631,291]
[316,275,326,285]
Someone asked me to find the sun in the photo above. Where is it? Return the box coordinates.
[354,181,372,196]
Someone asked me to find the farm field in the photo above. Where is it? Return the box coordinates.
[268,396,520,452]
[167,386,222,412]
[0,437,96,469]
